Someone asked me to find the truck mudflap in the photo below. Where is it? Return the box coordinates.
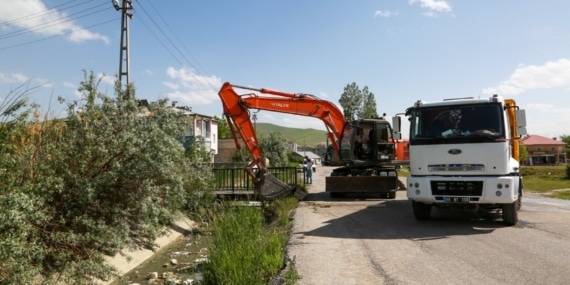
[256,172,295,200]
[325,176,399,194]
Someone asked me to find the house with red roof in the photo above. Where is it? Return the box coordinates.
[521,135,567,165]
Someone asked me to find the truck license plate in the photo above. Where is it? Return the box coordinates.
[443,197,469,203]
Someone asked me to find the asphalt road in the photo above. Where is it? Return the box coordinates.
[286,166,570,285]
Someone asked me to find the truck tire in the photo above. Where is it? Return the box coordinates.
[502,202,518,226]
[412,200,431,220]
[516,178,523,211]
[330,192,345,198]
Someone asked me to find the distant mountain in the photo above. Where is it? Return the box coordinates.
[255,122,329,147]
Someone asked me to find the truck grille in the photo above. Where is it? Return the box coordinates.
[430,181,483,196]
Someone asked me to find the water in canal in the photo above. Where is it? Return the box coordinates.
[111,230,211,285]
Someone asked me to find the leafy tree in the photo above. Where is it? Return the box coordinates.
[0,71,215,284]
[360,86,379,119]
[519,142,529,165]
[339,82,379,121]
[216,115,232,139]
[338,82,363,121]
[560,134,570,161]
[259,132,289,167]
[560,135,570,178]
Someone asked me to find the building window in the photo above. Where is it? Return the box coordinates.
[550,146,556,151]
[196,119,203,136]
[205,120,211,137]
[536,147,543,151]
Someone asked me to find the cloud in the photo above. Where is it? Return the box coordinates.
[525,103,570,138]
[374,10,398,18]
[409,0,452,12]
[97,73,115,86]
[163,67,222,106]
[0,72,29,83]
[0,0,109,43]
[482,58,570,96]
[62,81,75,88]
[36,78,54,88]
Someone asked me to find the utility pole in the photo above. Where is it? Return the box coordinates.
[252,110,259,132]
[113,0,133,100]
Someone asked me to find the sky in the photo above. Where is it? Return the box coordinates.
[1,0,569,140]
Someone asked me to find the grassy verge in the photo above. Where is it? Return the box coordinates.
[521,165,570,200]
[202,196,302,285]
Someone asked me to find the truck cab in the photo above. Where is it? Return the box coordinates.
[405,95,527,225]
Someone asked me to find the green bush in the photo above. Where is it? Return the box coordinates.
[0,72,215,284]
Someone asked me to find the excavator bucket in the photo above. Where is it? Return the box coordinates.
[255,171,295,200]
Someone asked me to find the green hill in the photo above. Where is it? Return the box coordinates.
[255,122,329,148]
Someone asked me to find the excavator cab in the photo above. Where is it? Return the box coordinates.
[339,119,396,166]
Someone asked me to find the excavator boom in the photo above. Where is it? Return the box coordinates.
[218,82,345,199]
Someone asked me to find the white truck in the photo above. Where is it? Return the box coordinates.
[402,94,527,225]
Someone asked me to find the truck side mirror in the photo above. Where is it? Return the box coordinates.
[516,109,527,136]
[392,116,401,132]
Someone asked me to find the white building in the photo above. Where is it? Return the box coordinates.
[167,104,219,163]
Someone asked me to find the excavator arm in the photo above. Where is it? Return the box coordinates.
[219,82,345,167]
[218,82,346,199]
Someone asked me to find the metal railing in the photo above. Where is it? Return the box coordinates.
[213,167,304,193]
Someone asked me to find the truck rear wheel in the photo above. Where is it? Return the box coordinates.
[502,202,518,226]
[412,200,431,220]
[330,192,345,198]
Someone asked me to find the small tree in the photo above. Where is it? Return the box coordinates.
[360,86,379,119]
[339,82,379,121]
[561,135,570,179]
[216,115,232,139]
[338,82,363,121]
[519,142,529,165]
[259,132,289,167]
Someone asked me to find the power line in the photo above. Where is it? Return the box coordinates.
[0,0,89,28]
[134,0,218,91]
[0,3,112,40]
[140,0,214,86]
[0,18,118,51]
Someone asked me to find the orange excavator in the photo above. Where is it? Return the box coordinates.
[218,82,406,200]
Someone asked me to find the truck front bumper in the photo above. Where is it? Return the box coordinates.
[406,176,520,204]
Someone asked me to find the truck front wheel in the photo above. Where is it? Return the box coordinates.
[502,202,518,226]
[412,200,432,220]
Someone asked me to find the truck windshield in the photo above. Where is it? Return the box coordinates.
[409,103,505,143]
